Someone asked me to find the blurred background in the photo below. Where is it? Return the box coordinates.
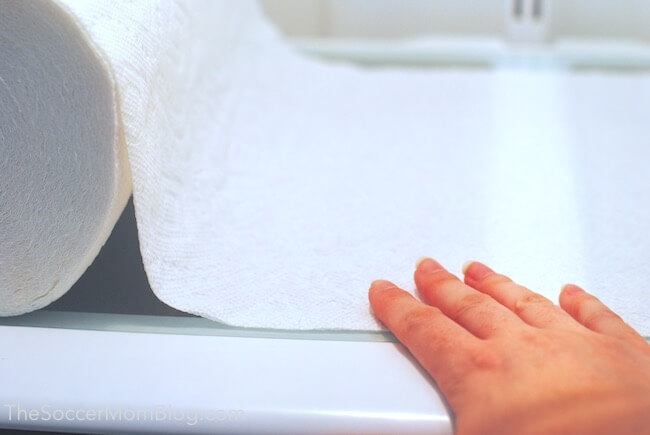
[262,0,650,69]
[262,0,650,42]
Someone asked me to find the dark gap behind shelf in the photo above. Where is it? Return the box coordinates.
[48,198,192,317]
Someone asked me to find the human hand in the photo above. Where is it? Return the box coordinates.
[368,258,650,435]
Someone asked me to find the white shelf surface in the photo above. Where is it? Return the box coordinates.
[0,312,452,434]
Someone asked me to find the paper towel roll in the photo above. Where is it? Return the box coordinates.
[0,0,131,315]
[1,0,649,333]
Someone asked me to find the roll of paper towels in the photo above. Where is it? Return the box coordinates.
[1,0,649,333]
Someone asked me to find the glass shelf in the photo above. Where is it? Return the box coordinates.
[0,310,395,342]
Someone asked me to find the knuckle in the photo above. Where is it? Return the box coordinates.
[513,292,550,316]
[517,326,551,345]
[399,307,435,336]
[582,309,621,329]
[454,293,490,321]
[467,346,502,371]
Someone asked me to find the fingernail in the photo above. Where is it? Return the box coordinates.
[370,279,395,291]
[415,257,444,274]
[463,261,494,281]
[415,256,428,268]
[562,284,584,296]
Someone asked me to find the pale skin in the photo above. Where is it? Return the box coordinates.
[368,258,650,435]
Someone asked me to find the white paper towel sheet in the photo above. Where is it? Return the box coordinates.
[1,0,649,333]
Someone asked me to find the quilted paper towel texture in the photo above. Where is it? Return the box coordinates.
[1,0,649,332]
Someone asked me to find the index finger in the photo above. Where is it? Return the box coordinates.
[369,280,482,392]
